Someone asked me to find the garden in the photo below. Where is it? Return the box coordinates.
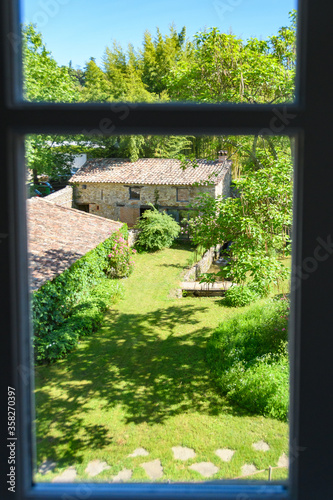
[33,210,290,483]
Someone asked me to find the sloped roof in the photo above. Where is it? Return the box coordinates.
[69,158,231,186]
[27,197,122,291]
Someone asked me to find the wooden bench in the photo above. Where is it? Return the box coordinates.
[180,281,235,297]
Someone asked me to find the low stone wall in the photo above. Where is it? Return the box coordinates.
[183,245,221,282]
[45,186,73,208]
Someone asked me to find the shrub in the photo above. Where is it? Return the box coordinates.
[32,224,129,339]
[106,229,136,278]
[135,206,180,251]
[224,284,261,307]
[207,296,289,420]
[34,279,124,363]
[32,225,130,363]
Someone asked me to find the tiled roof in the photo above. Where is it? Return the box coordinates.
[69,158,231,186]
[27,197,122,291]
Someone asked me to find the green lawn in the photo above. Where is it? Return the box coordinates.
[34,243,289,482]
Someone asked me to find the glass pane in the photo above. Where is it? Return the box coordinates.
[21,0,297,104]
[28,132,292,483]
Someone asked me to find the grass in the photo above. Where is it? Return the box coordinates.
[34,242,289,483]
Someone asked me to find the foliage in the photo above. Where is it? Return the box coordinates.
[32,225,129,363]
[188,151,293,294]
[34,279,124,363]
[165,12,296,104]
[23,14,297,177]
[23,24,80,182]
[224,284,260,307]
[135,206,180,251]
[106,230,136,278]
[35,245,289,482]
[207,296,289,420]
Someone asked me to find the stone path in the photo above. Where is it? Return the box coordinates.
[278,453,289,468]
[252,440,270,451]
[52,466,77,483]
[141,459,163,480]
[38,460,56,475]
[85,460,111,477]
[49,442,290,482]
[215,448,235,462]
[190,462,219,478]
[241,464,258,476]
[112,468,133,482]
[172,446,196,461]
[128,447,149,457]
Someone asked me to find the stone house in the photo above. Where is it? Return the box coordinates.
[69,151,232,227]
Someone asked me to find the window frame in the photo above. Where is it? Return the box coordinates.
[2,1,333,499]
[129,186,141,200]
[176,187,190,202]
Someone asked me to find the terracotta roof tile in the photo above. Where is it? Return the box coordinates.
[69,158,231,186]
[27,197,122,291]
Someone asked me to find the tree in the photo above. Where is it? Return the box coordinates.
[188,150,293,295]
[140,26,187,95]
[80,58,113,102]
[23,24,79,184]
[164,12,296,171]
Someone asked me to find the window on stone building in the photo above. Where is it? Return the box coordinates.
[177,188,189,202]
[129,187,141,200]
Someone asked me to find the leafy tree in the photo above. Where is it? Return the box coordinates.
[23,24,79,184]
[188,151,293,295]
[165,12,296,104]
[102,41,155,102]
[140,26,187,95]
[80,58,113,102]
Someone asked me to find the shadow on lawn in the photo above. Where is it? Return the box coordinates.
[35,303,235,464]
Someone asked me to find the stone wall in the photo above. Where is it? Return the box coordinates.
[45,186,73,208]
[183,245,222,282]
[73,182,218,226]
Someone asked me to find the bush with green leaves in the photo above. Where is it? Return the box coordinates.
[34,279,124,363]
[135,206,180,251]
[32,225,129,363]
[207,296,289,420]
[224,284,261,307]
[106,229,136,278]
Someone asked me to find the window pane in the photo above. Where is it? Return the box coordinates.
[21,0,297,104]
[28,133,292,483]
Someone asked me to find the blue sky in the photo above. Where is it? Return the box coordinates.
[21,0,297,69]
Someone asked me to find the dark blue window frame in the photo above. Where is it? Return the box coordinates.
[1,1,333,499]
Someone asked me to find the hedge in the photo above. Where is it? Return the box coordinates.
[32,225,129,363]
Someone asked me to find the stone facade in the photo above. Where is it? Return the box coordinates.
[73,181,230,226]
[45,186,73,208]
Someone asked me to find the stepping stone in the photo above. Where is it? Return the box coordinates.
[278,453,289,468]
[141,459,163,480]
[52,466,77,483]
[112,468,133,482]
[252,440,270,452]
[189,462,219,478]
[241,464,257,476]
[85,460,111,477]
[38,460,57,475]
[215,448,235,462]
[172,446,196,461]
[128,447,149,458]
